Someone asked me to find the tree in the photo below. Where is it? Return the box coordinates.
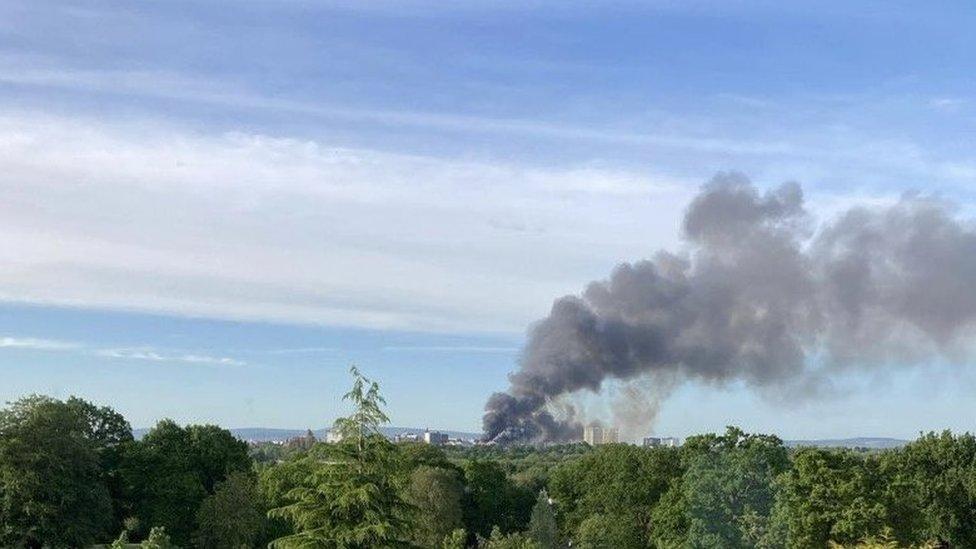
[269,366,414,547]
[121,420,207,545]
[399,441,454,473]
[110,530,130,549]
[577,513,639,549]
[121,420,251,545]
[462,460,534,538]
[880,431,976,546]
[527,490,558,549]
[195,471,267,548]
[649,482,689,548]
[681,427,789,549]
[63,396,134,529]
[442,529,468,549]
[186,424,251,493]
[259,456,316,541]
[547,443,681,547]
[479,526,541,549]
[141,526,177,549]
[827,527,940,548]
[773,448,888,547]
[332,365,391,452]
[0,395,116,547]
[406,466,464,547]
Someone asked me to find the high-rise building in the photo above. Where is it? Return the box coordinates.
[423,430,449,445]
[584,425,618,445]
[584,425,603,445]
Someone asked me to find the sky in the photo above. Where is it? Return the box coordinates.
[2,0,976,439]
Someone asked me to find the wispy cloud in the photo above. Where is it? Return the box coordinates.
[929,97,966,113]
[95,348,246,367]
[0,334,246,366]
[0,58,789,157]
[0,104,969,335]
[3,59,973,192]
[0,109,692,333]
[0,336,79,350]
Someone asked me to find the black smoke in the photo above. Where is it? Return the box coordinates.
[483,173,976,443]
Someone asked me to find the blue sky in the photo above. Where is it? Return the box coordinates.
[1,1,976,438]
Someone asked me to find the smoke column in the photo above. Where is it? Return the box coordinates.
[483,173,976,443]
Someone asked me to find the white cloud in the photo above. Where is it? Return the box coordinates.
[0,57,790,157]
[0,109,692,333]
[0,336,78,350]
[929,97,966,113]
[0,63,968,335]
[95,348,246,367]
[0,334,246,366]
[1,57,974,191]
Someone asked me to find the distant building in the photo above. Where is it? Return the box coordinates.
[584,425,618,445]
[326,430,344,443]
[423,430,449,445]
[286,429,317,450]
[395,432,422,443]
[643,436,680,448]
[584,425,602,445]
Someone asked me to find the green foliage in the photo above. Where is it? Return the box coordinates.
[269,438,413,548]
[527,490,559,549]
[12,381,976,549]
[195,471,266,548]
[462,460,535,538]
[548,443,681,548]
[258,454,315,540]
[141,526,177,549]
[576,513,639,548]
[120,420,250,545]
[124,516,141,534]
[332,365,391,449]
[120,420,206,544]
[682,427,789,548]
[880,431,976,546]
[63,396,135,528]
[648,482,689,548]
[0,395,121,546]
[110,529,130,549]
[774,448,888,547]
[445,443,589,492]
[827,527,940,548]
[406,465,464,547]
[400,441,455,473]
[268,366,415,548]
[442,528,468,549]
[478,526,541,549]
[185,424,252,493]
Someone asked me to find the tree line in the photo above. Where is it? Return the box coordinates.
[1,368,975,547]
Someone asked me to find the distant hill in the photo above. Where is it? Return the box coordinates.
[133,426,482,442]
[784,437,907,449]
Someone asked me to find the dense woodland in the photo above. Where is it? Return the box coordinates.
[1,369,975,548]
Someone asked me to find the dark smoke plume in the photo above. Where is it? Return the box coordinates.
[483,173,976,443]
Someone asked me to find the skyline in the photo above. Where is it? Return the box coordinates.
[3,1,976,438]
